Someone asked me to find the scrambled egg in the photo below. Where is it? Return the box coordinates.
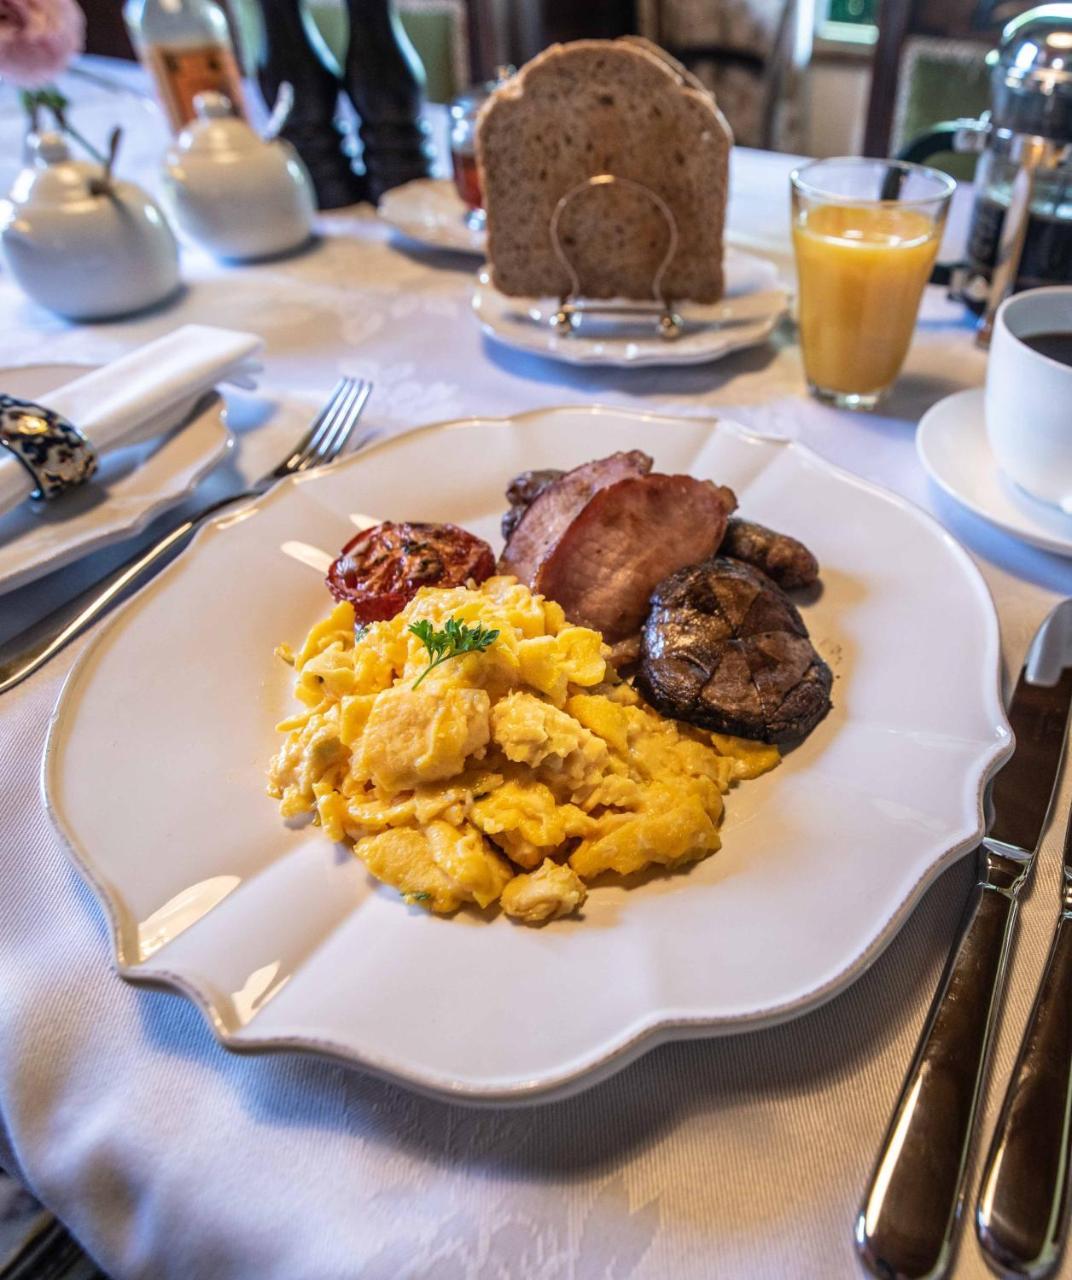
[500,859,588,924]
[268,577,778,925]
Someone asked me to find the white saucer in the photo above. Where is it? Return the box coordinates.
[0,363,233,595]
[472,247,788,367]
[917,386,1072,557]
[377,178,486,256]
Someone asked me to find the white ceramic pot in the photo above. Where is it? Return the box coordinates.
[0,133,181,321]
[162,93,316,262]
[984,286,1072,513]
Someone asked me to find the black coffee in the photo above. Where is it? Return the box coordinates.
[1020,330,1072,367]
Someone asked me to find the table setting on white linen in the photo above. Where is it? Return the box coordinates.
[2,55,1072,1280]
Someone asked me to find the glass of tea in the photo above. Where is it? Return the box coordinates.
[790,158,956,410]
[449,68,514,232]
[449,91,483,229]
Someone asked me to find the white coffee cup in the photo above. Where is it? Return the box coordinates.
[984,286,1072,514]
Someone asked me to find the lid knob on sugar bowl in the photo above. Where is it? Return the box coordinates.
[162,90,317,262]
[0,131,181,321]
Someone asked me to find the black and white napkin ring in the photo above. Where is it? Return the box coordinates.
[0,395,99,501]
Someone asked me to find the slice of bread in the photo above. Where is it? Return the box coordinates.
[476,38,733,304]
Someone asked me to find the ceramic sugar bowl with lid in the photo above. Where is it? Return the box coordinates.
[0,131,181,321]
[162,92,316,261]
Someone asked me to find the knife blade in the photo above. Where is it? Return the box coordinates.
[857,599,1072,1280]
[976,607,1072,1278]
[987,603,1072,857]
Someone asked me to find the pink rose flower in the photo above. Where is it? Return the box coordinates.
[0,0,85,89]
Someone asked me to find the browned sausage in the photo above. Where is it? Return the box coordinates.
[720,517,819,589]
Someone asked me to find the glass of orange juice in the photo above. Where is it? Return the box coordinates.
[790,158,955,410]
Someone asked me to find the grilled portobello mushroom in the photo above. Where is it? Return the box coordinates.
[636,557,832,745]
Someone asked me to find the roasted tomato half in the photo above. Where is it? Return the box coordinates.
[326,521,496,621]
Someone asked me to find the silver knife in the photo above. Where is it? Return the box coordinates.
[857,598,1072,1280]
[977,772,1072,1271]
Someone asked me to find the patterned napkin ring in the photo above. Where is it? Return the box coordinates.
[0,395,99,501]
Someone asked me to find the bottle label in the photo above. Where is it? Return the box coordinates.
[145,43,245,132]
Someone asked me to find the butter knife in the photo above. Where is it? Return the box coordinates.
[976,791,1072,1276]
[857,598,1072,1280]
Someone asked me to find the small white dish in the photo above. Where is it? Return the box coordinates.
[472,248,788,366]
[0,363,233,595]
[378,177,486,256]
[162,92,316,263]
[917,386,1072,558]
[0,132,180,321]
[46,405,1010,1104]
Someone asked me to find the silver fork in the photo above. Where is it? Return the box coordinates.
[0,377,372,696]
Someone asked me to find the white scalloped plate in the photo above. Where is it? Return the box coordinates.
[472,249,788,366]
[0,364,232,595]
[45,406,1011,1104]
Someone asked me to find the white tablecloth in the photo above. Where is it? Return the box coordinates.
[2,58,1072,1280]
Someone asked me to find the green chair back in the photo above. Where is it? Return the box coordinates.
[891,37,991,180]
[304,1,461,103]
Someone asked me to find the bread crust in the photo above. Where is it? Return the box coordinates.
[476,39,733,304]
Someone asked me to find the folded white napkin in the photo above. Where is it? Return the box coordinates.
[0,325,264,519]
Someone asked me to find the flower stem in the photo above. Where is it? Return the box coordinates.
[50,113,107,168]
[19,87,115,175]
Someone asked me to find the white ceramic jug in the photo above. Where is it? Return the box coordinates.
[162,92,316,261]
[0,132,181,321]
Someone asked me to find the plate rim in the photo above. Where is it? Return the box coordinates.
[471,256,788,367]
[377,176,487,257]
[917,386,1072,558]
[0,362,234,595]
[43,403,1013,1104]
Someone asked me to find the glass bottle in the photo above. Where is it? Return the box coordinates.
[124,0,247,134]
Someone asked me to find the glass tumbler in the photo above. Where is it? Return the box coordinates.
[449,87,486,230]
[449,68,514,233]
[790,158,955,410]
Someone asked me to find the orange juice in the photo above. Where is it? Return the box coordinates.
[793,204,941,398]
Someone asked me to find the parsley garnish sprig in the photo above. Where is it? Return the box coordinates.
[408,617,500,688]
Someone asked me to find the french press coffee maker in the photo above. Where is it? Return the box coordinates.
[899,4,1072,345]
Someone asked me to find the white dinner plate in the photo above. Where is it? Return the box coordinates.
[917,386,1072,558]
[378,177,486,256]
[0,364,233,595]
[472,249,789,366]
[46,406,1010,1104]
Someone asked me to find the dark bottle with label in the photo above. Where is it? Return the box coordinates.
[124,0,246,133]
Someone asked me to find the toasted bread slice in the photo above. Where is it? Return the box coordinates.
[476,38,732,304]
[618,34,710,94]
